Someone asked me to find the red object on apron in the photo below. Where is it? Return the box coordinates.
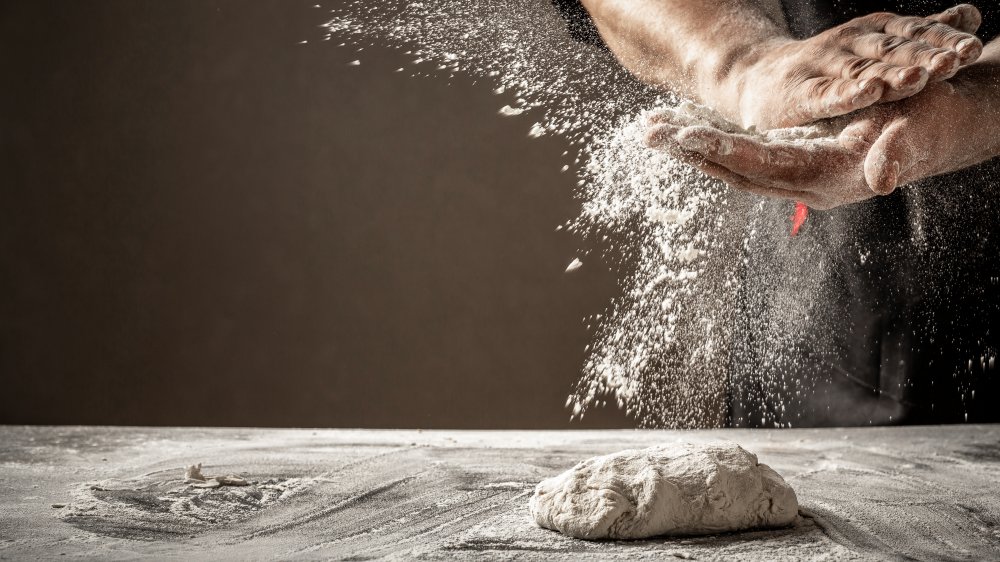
[790,202,808,236]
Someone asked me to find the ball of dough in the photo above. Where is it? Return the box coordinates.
[529,442,798,539]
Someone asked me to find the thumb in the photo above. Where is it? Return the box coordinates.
[864,118,913,195]
[839,115,887,152]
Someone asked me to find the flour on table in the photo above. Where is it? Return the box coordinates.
[529,442,798,539]
[59,465,316,539]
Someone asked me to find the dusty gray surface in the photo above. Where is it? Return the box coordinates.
[0,426,998,560]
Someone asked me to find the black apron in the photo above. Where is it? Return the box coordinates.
[555,0,1000,426]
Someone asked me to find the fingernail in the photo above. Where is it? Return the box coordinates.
[858,79,872,91]
[885,160,900,193]
[956,38,978,56]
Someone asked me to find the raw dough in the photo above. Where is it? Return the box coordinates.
[529,442,798,539]
[183,463,249,488]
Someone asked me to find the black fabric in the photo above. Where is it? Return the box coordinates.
[728,163,1000,427]
[552,1,1000,42]
[552,0,1000,426]
[551,0,603,45]
[781,1,1000,40]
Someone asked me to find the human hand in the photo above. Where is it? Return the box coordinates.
[645,109,877,210]
[859,71,1000,195]
[710,4,983,130]
[645,68,1000,210]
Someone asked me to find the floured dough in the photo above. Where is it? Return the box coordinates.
[529,442,798,539]
[183,463,249,488]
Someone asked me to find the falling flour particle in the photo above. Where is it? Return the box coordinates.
[529,443,798,539]
[565,258,583,272]
[498,105,525,116]
[348,59,361,66]
[322,1,842,429]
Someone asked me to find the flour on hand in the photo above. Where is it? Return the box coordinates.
[529,442,798,539]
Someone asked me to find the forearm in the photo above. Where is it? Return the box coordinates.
[579,0,787,105]
[891,39,1000,187]
[956,39,1000,168]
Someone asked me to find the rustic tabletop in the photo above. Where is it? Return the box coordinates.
[1,425,998,560]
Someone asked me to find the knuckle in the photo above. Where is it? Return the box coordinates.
[785,66,813,87]
[878,35,907,55]
[844,57,876,78]
[807,77,834,97]
[907,20,935,36]
[872,62,898,78]
[805,43,828,60]
[860,12,893,27]
[829,25,862,43]
[925,46,952,62]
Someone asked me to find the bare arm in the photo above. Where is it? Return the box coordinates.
[644,36,1000,210]
[866,36,1000,191]
[580,0,984,129]
[580,1,785,104]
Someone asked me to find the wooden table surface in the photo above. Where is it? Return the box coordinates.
[1,425,998,560]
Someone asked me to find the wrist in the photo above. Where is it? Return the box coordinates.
[951,66,1000,167]
[698,36,796,128]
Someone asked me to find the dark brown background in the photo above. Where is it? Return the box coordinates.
[0,1,632,428]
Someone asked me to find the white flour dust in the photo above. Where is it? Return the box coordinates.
[58,465,317,538]
[322,1,843,428]
[567,103,850,427]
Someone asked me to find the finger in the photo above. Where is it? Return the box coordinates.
[864,118,913,195]
[838,116,887,151]
[646,108,710,129]
[644,109,678,127]
[834,55,928,101]
[850,33,960,80]
[785,76,884,123]
[928,4,982,35]
[646,124,808,200]
[692,159,810,203]
[645,122,682,149]
[650,102,745,132]
[646,123,719,168]
[882,16,983,65]
[675,126,820,183]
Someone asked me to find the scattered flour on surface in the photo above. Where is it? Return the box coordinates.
[58,465,317,538]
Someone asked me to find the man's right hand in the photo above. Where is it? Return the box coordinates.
[713,4,983,130]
